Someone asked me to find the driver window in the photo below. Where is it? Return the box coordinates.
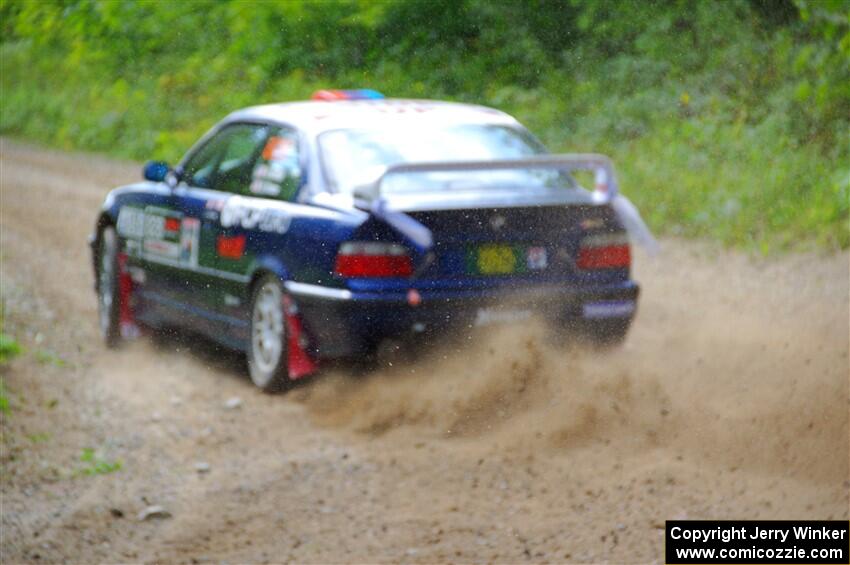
[211,124,269,194]
[181,123,268,192]
[182,134,225,189]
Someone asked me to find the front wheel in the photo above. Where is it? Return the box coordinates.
[97,226,121,348]
[247,276,293,392]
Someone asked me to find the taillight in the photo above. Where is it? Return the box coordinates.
[577,233,631,269]
[334,242,413,278]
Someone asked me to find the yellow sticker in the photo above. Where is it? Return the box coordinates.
[477,245,516,275]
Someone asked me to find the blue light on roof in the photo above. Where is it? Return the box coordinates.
[312,89,385,101]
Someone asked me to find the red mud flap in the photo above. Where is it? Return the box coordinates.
[283,295,318,380]
[117,253,141,339]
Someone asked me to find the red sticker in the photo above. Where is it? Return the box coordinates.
[216,235,246,259]
[262,136,294,162]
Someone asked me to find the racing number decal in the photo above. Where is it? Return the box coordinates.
[116,206,200,268]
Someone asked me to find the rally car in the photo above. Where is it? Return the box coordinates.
[90,89,655,392]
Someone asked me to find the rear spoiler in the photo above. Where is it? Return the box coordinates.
[354,153,620,202]
[352,153,658,255]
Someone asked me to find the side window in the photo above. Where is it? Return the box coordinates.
[211,125,269,194]
[181,124,268,191]
[182,134,227,189]
[249,127,302,201]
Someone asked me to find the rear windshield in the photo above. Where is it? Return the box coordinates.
[319,124,577,195]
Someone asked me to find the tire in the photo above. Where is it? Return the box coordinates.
[247,275,293,392]
[97,226,121,348]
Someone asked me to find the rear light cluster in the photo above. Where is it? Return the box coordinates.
[334,242,413,278]
[577,233,631,270]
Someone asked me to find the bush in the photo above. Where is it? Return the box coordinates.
[1,0,847,252]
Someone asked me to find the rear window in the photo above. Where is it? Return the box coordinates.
[319,124,577,196]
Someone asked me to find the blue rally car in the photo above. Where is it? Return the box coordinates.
[90,90,654,392]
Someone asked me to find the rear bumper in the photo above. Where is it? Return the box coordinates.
[287,280,640,359]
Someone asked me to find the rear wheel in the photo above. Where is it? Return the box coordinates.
[97,226,121,348]
[247,275,293,392]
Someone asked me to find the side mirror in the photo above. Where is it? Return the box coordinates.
[143,161,169,182]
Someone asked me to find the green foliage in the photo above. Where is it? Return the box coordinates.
[78,447,122,476]
[1,0,847,251]
[0,333,22,364]
[0,379,9,415]
[35,349,67,368]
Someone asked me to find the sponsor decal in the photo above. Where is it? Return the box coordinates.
[118,206,200,267]
[223,293,241,307]
[219,195,291,234]
[179,217,200,268]
[476,244,516,275]
[205,199,226,212]
[261,136,294,161]
[251,135,300,197]
[143,238,180,259]
[116,207,145,239]
[143,210,169,240]
[526,246,548,270]
[249,177,283,196]
[216,234,246,259]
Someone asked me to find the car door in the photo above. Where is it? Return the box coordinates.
[209,126,304,322]
[168,122,271,320]
[125,136,226,322]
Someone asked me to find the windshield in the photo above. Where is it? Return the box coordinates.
[319,124,578,195]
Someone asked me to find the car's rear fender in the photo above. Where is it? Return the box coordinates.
[245,255,291,295]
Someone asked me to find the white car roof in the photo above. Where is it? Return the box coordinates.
[223,99,522,137]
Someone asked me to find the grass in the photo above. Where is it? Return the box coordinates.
[78,447,122,476]
[35,349,67,368]
[0,332,22,364]
[0,332,22,415]
[0,379,9,415]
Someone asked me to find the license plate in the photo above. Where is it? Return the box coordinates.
[474,308,533,327]
[473,244,517,275]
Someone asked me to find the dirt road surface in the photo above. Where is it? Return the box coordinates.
[1,139,848,563]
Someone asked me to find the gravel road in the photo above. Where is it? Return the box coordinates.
[1,138,847,563]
